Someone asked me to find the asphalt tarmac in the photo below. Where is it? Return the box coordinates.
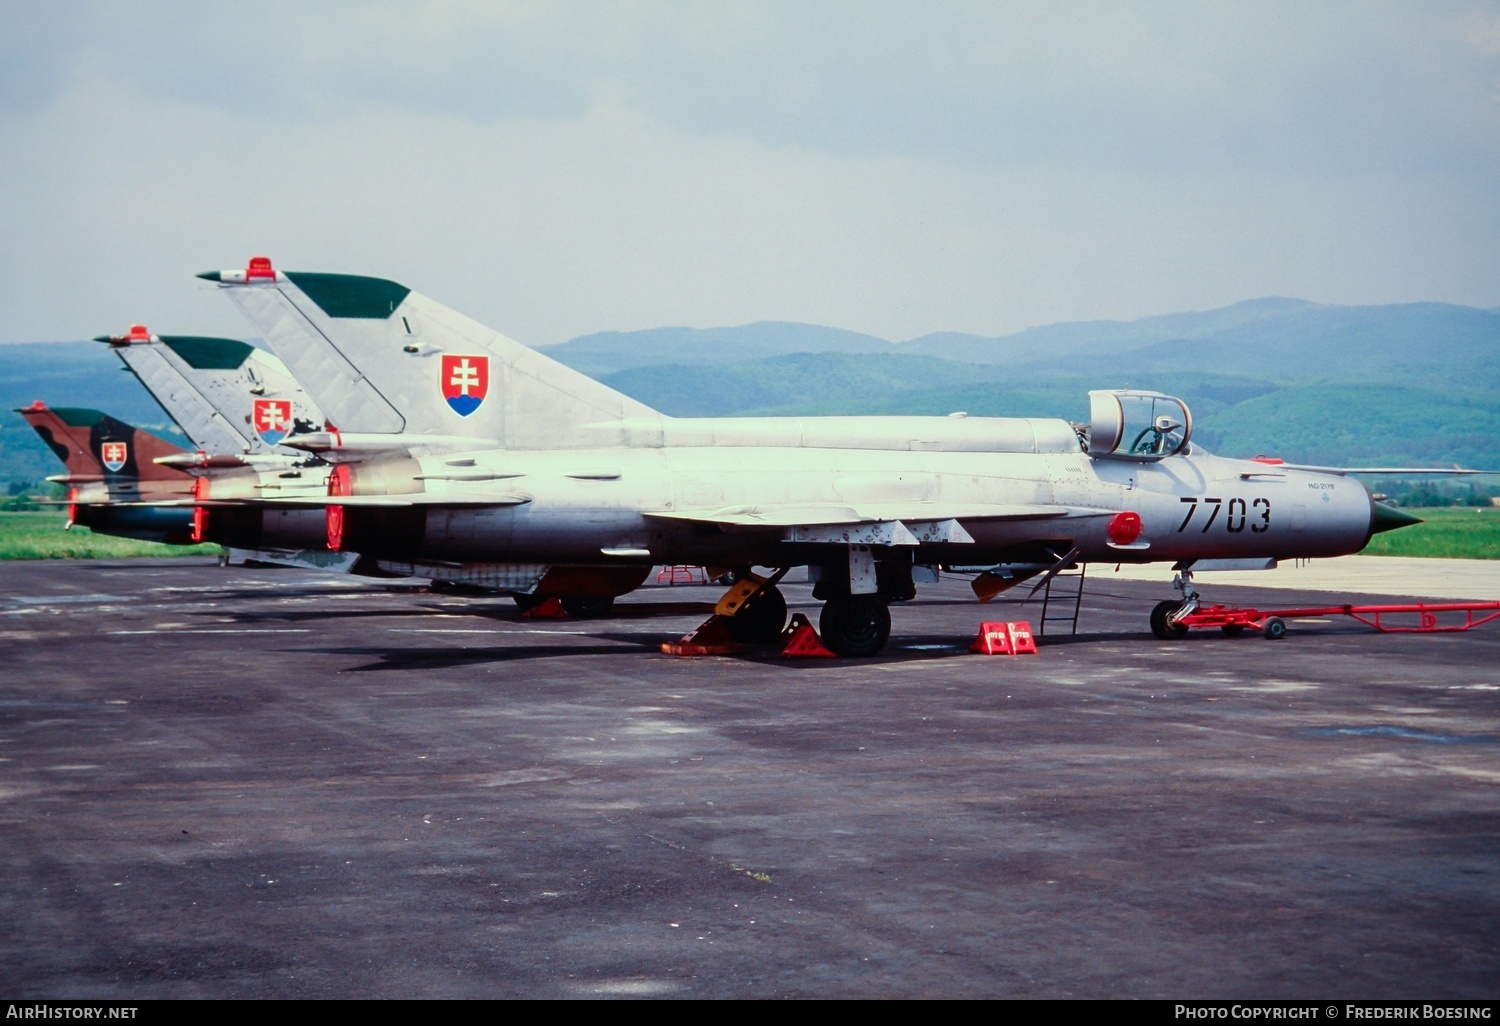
[1,558,1497,999]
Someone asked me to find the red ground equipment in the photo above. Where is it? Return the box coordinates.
[1164,601,1500,640]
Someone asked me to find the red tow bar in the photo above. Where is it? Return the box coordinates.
[1173,601,1500,639]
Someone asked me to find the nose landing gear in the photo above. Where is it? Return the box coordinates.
[1150,569,1201,640]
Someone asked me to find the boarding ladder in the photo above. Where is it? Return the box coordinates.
[1037,563,1087,637]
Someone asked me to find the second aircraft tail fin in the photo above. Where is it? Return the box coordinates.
[99,324,327,456]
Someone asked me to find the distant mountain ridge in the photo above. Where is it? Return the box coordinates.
[545,322,891,377]
[539,297,1500,379]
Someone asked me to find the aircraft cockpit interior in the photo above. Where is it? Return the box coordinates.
[1086,390,1193,460]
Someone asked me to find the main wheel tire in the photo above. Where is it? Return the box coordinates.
[819,594,892,657]
[1150,599,1188,640]
[725,585,788,643]
[561,595,615,619]
[1262,616,1287,640]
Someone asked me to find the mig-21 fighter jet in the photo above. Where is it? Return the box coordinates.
[186,257,1425,655]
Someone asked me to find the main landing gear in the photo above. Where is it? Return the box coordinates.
[713,567,894,656]
[715,569,791,643]
[818,594,891,657]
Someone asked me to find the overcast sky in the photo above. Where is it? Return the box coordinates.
[1,0,1497,347]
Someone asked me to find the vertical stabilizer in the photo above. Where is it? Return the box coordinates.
[99,324,327,455]
[201,259,661,448]
[16,402,193,492]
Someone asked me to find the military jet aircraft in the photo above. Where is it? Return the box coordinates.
[94,324,340,566]
[191,257,1428,655]
[16,401,197,543]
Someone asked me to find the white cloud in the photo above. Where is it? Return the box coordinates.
[1,2,1496,349]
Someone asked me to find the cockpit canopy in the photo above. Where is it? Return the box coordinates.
[1088,390,1192,460]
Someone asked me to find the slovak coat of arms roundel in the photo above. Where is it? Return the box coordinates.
[441,354,489,417]
[101,441,128,473]
[253,398,294,446]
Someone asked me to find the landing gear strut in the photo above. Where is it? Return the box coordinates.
[1150,569,1201,640]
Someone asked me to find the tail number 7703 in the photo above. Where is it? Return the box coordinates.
[1178,496,1270,533]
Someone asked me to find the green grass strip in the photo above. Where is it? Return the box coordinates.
[0,511,223,560]
[1360,507,1500,559]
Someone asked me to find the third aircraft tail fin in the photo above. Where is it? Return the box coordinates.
[16,402,192,486]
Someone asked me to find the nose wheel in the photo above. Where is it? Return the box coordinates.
[1150,569,1201,640]
[1150,599,1189,639]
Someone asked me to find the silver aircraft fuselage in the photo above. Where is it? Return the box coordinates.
[331,414,1379,568]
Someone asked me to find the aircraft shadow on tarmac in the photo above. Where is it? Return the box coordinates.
[312,642,655,672]
[205,599,723,627]
[299,628,1153,672]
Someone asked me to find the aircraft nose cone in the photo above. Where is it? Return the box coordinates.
[1369,497,1424,535]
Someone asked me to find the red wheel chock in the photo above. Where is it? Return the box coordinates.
[661,615,749,657]
[779,614,837,659]
[971,621,1038,655]
[521,597,568,619]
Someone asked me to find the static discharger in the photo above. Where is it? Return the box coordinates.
[971,621,1039,656]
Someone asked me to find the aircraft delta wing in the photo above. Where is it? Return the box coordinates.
[202,257,1424,655]
[15,402,196,543]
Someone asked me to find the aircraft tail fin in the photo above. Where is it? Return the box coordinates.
[201,258,662,448]
[16,402,192,483]
[98,324,327,456]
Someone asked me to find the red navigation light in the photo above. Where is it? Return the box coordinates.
[1250,456,1284,465]
[326,463,352,551]
[127,324,151,341]
[245,256,276,280]
[191,476,210,544]
[27,400,46,411]
[1107,510,1143,546]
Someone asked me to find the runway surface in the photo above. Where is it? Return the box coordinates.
[1,558,1497,999]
